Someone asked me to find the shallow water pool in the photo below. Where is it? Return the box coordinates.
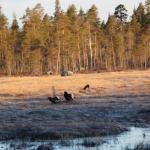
[54,127,150,150]
[0,127,150,150]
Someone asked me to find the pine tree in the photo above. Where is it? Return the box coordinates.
[114,4,128,22]
[41,14,52,73]
[9,14,19,74]
[0,7,12,75]
[146,0,150,13]
[105,15,117,70]
[21,4,44,75]
[67,4,79,71]
[0,1,149,75]
[86,5,100,70]
[133,3,146,27]
[54,0,61,18]
[145,0,150,24]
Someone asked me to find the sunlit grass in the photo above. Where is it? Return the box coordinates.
[0,70,150,101]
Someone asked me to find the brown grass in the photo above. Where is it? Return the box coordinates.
[0,70,150,100]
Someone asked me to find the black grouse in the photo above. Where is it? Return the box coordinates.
[83,84,90,90]
[64,91,74,101]
[48,96,61,104]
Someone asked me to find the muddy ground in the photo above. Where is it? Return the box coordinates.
[0,94,150,141]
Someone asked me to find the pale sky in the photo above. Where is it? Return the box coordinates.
[0,0,146,25]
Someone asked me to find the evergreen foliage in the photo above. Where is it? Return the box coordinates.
[0,1,150,75]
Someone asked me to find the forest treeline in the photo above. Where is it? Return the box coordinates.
[0,0,150,75]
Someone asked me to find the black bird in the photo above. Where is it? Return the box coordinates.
[64,91,74,101]
[48,96,61,104]
[83,84,90,90]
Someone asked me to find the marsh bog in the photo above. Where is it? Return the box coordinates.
[0,127,150,150]
[0,71,150,149]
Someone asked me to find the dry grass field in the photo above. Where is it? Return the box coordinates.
[0,70,150,100]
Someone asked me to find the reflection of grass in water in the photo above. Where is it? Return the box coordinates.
[81,138,104,148]
[59,139,71,147]
[4,139,54,150]
[36,144,54,150]
[8,141,35,149]
[126,143,150,150]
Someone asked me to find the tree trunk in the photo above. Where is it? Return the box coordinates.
[56,39,61,74]
[89,25,93,70]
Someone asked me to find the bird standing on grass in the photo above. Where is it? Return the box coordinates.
[83,84,90,90]
[64,91,74,101]
[48,96,61,104]
[48,86,61,104]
